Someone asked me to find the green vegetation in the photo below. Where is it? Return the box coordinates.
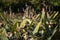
[0,0,60,40]
[0,10,59,40]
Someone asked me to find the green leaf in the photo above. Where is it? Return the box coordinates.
[33,21,42,34]
[47,25,58,40]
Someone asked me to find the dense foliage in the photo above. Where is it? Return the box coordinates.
[0,0,60,40]
[0,10,60,40]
